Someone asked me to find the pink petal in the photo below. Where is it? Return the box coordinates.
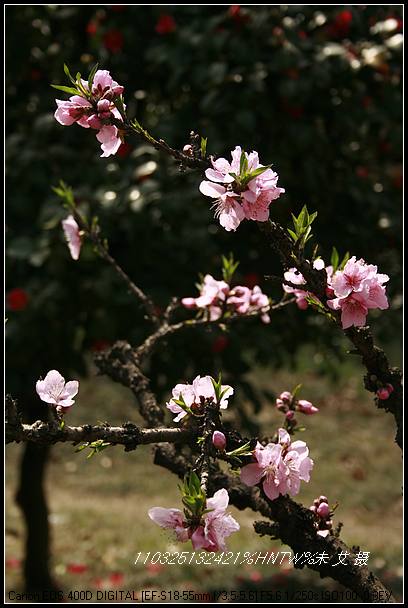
[199,181,226,198]
[240,463,264,486]
[206,488,229,512]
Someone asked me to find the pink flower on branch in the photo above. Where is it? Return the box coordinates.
[62,215,82,260]
[148,489,239,552]
[327,256,389,328]
[36,370,79,408]
[54,68,124,157]
[199,146,284,231]
[240,429,313,501]
[182,274,271,323]
[166,375,233,422]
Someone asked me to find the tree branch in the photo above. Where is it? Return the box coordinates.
[6,396,192,451]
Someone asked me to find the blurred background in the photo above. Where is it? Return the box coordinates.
[6,5,403,602]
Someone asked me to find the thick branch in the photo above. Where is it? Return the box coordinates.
[6,403,191,451]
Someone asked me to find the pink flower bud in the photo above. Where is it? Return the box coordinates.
[279,391,292,403]
[386,383,394,394]
[297,399,319,415]
[97,99,111,113]
[326,520,333,528]
[285,410,295,420]
[275,398,286,411]
[212,431,226,451]
[318,495,328,503]
[316,502,330,518]
[309,505,316,513]
[377,387,390,400]
[181,297,197,309]
[111,85,124,97]
[183,144,193,155]
[296,297,308,310]
[87,114,102,129]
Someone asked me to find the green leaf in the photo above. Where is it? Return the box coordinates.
[331,246,339,272]
[51,84,80,96]
[113,96,126,120]
[287,228,298,242]
[63,63,76,85]
[200,137,207,158]
[339,251,350,270]
[239,150,248,176]
[246,165,271,180]
[291,383,302,399]
[88,63,99,91]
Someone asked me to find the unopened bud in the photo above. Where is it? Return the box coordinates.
[285,410,295,420]
[317,502,330,518]
[377,387,390,400]
[318,495,328,503]
[297,399,319,415]
[183,144,193,155]
[279,391,292,403]
[385,383,394,394]
[212,431,227,451]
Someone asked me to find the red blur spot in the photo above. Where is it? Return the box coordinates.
[155,14,177,35]
[86,20,98,36]
[109,572,125,585]
[146,562,164,575]
[117,142,133,158]
[243,272,261,289]
[7,288,29,311]
[67,563,88,574]
[103,29,124,53]
[90,339,111,353]
[212,335,229,354]
[6,557,21,569]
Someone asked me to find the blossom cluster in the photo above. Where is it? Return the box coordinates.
[166,375,233,422]
[276,391,319,422]
[327,256,389,329]
[182,274,271,324]
[283,256,389,329]
[54,70,124,157]
[199,146,285,231]
[240,428,313,501]
[149,488,239,552]
[309,496,334,538]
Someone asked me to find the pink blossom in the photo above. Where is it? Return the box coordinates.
[54,69,125,157]
[327,257,389,328]
[36,370,79,408]
[190,489,240,552]
[199,146,284,231]
[166,375,233,422]
[96,125,122,157]
[62,215,82,260]
[147,508,189,542]
[148,489,239,552]
[54,96,92,127]
[240,429,313,501]
[212,431,227,451]
[297,399,319,415]
[327,293,368,329]
[182,275,270,323]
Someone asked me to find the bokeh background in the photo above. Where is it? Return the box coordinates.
[6,5,403,602]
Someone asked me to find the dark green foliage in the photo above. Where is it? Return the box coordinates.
[5,6,402,417]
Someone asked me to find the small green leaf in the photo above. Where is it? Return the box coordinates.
[88,63,99,91]
[63,63,76,85]
[51,84,80,95]
[200,137,207,158]
[331,246,339,272]
[287,228,298,242]
[246,165,271,180]
[239,150,248,175]
[339,251,350,270]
